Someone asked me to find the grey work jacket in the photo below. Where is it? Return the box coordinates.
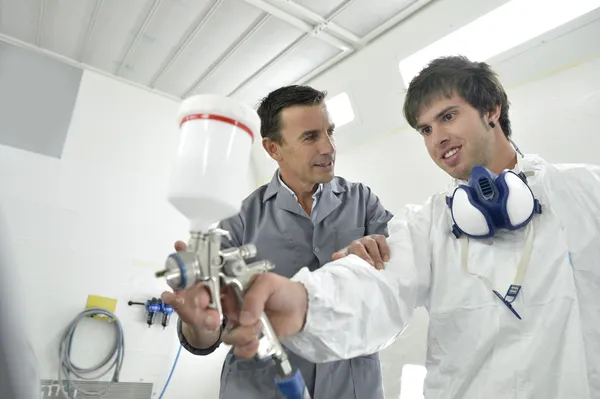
[178,171,393,399]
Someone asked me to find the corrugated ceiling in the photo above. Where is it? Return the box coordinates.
[0,0,432,106]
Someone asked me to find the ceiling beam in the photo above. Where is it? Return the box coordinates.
[294,0,434,85]
[241,0,353,51]
[181,13,271,98]
[36,0,46,47]
[231,0,432,98]
[78,0,103,62]
[271,0,362,47]
[116,0,162,76]
[149,0,223,89]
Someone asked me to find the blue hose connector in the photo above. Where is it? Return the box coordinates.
[275,369,310,399]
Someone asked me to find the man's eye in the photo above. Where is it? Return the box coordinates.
[420,127,432,135]
[443,113,455,121]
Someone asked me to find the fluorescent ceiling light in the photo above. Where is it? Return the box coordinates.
[398,0,600,87]
[326,92,355,128]
[400,364,427,399]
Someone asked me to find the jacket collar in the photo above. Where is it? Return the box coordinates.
[263,169,346,222]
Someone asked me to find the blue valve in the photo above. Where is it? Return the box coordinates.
[160,301,174,328]
[275,369,311,399]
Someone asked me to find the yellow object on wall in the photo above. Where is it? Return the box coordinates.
[85,295,118,321]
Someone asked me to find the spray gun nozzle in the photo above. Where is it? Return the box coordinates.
[155,269,168,278]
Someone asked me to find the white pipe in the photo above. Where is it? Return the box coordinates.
[272,0,362,46]
[36,0,46,47]
[294,0,434,85]
[241,0,353,51]
[78,0,104,62]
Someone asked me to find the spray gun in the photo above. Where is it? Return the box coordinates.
[155,230,309,398]
[155,94,311,399]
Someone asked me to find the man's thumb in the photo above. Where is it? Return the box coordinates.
[331,248,348,261]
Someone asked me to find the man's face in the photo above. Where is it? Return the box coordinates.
[269,104,336,186]
[415,94,495,180]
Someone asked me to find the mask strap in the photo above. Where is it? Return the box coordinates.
[515,150,524,175]
[460,220,535,320]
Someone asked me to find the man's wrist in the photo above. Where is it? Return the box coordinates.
[181,319,222,349]
[295,281,309,333]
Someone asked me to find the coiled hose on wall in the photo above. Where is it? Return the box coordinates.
[58,307,125,399]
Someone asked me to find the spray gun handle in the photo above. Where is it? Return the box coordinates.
[202,277,224,323]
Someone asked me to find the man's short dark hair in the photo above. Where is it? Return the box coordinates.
[257,85,327,143]
[403,55,512,138]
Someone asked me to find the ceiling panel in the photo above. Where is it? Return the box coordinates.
[332,0,416,37]
[193,16,305,96]
[83,0,155,71]
[41,0,98,59]
[234,35,341,106]
[0,0,40,43]
[117,0,217,86]
[152,0,264,97]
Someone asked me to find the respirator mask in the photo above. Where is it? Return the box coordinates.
[446,145,543,319]
[446,147,542,239]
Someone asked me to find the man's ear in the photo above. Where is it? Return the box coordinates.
[487,105,501,126]
[262,137,282,161]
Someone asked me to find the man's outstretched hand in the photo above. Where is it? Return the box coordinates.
[332,234,390,270]
[220,273,308,359]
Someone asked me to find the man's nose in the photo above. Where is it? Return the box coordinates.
[432,126,449,148]
[317,132,335,154]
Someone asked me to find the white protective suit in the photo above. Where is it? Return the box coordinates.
[283,153,600,398]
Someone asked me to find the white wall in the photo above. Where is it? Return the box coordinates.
[0,68,250,398]
[302,0,600,397]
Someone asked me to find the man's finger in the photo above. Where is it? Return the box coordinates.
[347,242,374,266]
[221,323,261,347]
[221,286,241,323]
[331,247,348,261]
[361,238,383,269]
[238,274,274,326]
[233,339,260,359]
[373,235,391,262]
[161,291,184,308]
[174,240,187,252]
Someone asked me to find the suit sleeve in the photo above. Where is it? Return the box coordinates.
[361,184,394,237]
[283,201,433,363]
